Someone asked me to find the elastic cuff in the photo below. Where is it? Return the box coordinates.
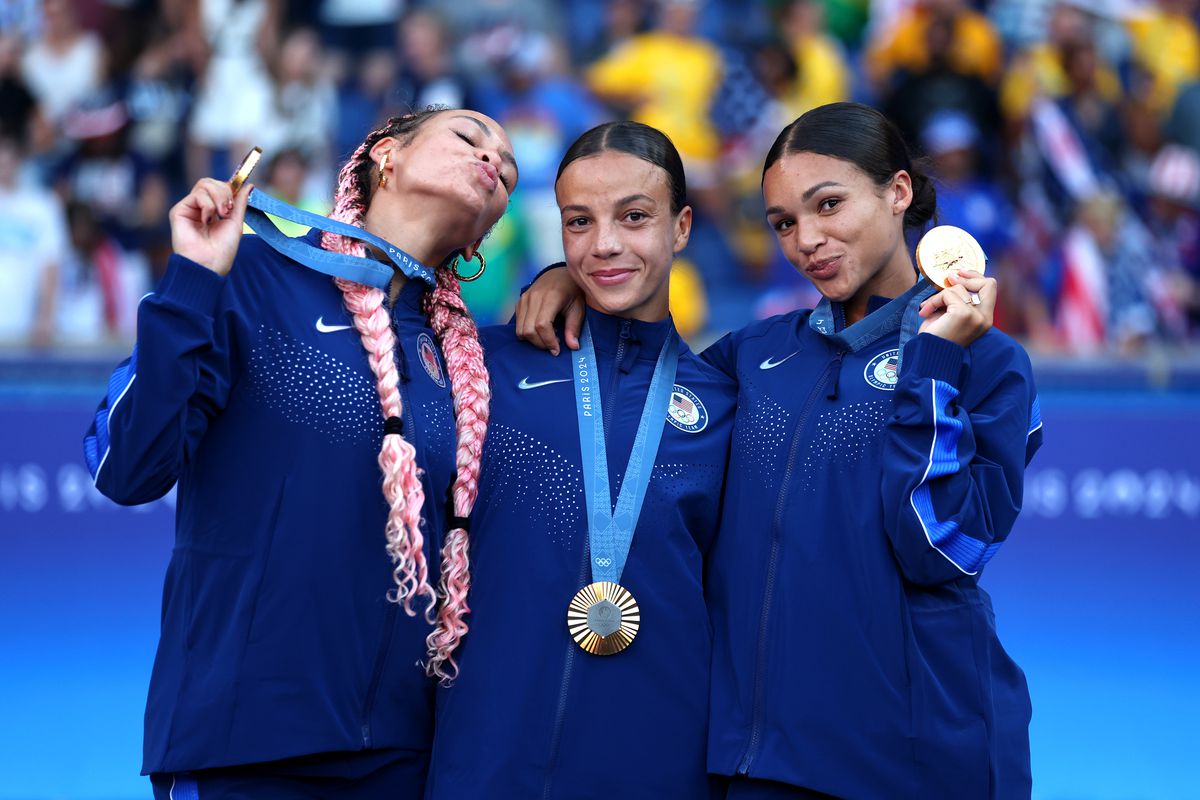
[903,332,966,386]
[160,254,226,312]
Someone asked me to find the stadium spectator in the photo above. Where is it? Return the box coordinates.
[0,134,67,347]
[393,9,469,110]
[998,1,1122,130]
[18,0,105,136]
[187,0,281,181]
[267,26,336,177]
[779,0,851,115]
[866,0,1004,91]
[586,0,724,198]
[1126,0,1200,117]
[880,10,1002,158]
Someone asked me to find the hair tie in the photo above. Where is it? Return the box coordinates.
[450,515,470,532]
[384,416,404,436]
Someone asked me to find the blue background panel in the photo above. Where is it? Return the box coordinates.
[1,376,1197,799]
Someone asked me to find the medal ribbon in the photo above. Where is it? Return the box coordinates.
[574,321,679,585]
[243,188,437,289]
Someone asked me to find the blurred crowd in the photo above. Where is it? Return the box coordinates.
[2,0,1200,354]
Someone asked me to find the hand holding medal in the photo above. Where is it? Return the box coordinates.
[915,225,998,347]
[167,146,262,276]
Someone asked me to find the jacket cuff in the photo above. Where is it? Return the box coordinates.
[159,254,226,313]
[902,332,966,387]
[519,261,567,296]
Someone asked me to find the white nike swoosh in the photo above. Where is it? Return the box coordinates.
[759,352,799,370]
[316,316,353,333]
[518,377,571,390]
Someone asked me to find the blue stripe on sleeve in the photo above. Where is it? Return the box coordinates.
[84,344,139,481]
[1027,394,1043,438]
[908,378,994,575]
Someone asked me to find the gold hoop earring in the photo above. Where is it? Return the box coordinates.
[454,251,486,282]
[378,153,389,188]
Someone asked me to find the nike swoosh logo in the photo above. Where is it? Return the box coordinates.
[518,377,571,390]
[759,352,799,370]
[316,316,353,333]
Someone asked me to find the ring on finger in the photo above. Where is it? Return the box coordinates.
[968,291,981,306]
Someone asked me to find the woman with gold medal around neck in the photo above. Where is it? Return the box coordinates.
[519,103,1043,798]
[425,121,737,799]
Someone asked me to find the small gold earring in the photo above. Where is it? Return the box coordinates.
[453,250,486,282]
[379,153,389,188]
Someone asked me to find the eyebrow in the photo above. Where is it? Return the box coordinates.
[765,181,845,216]
[801,181,843,201]
[559,194,658,216]
[453,115,519,176]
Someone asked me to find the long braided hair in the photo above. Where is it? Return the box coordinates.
[321,109,489,684]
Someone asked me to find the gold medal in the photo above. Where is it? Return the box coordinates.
[915,225,987,290]
[228,146,263,195]
[566,581,640,655]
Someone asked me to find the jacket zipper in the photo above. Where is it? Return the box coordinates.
[543,319,631,797]
[361,333,422,748]
[737,352,841,774]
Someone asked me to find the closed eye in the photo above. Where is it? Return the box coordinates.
[457,130,511,190]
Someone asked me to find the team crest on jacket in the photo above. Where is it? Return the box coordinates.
[417,333,446,388]
[666,384,708,433]
[864,348,900,390]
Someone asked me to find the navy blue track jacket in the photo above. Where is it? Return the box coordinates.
[427,311,736,799]
[83,231,457,775]
[703,282,1043,799]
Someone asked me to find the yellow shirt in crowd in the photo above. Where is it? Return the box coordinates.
[867,7,1003,86]
[1127,9,1200,114]
[586,32,723,162]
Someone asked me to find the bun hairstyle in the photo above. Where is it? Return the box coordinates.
[763,101,937,231]
[556,120,688,214]
[322,109,489,684]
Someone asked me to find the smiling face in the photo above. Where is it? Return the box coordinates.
[556,151,692,322]
[763,150,916,313]
[377,110,519,248]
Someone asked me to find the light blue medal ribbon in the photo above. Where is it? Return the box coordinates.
[242,188,437,288]
[566,320,678,654]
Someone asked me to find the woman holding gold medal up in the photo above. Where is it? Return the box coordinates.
[519,103,1043,798]
[83,109,517,798]
[425,121,736,799]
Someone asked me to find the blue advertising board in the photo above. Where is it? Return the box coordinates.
[1,363,1197,799]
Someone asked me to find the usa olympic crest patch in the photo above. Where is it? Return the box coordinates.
[666,384,708,433]
[417,333,446,388]
[864,348,900,391]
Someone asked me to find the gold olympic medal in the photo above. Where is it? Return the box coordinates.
[915,225,987,290]
[228,146,263,195]
[566,581,640,655]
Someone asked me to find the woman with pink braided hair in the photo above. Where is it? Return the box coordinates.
[83,108,516,799]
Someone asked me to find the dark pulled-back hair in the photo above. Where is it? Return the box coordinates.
[556,121,688,213]
[763,102,936,230]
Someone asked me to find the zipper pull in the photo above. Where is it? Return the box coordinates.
[618,320,636,374]
[826,351,844,400]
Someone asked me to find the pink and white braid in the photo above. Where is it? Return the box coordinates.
[322,122,435,616]
[423,264,490,684]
